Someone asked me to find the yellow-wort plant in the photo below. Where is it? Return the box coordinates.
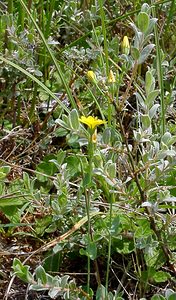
[79,115,106,293]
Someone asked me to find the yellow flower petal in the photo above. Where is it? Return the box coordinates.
[121,36,130,55]
[108,70,116,83]
[79,116,106,130]
[87,70,96,82]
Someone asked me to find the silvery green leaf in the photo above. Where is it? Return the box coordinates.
[29,284,48,291]
[158,150,176,159]
[134,31,144,48]
[141,114,151,129]
[146,18,158,35]
[165,289,176,299]
[35,266,47,285]
[131,47,140,60]
[48,288,62,299]
[161,132,172,144]
[103,127,111,144]
[55,118,70,130]
[138,44,155,64]
[135,92,146,110]
[96,285,106,300]
[107,162,116,179]
[93,168,106,177]
[146,90,160,108]
[137,12,150,33]
[129,22,139,36]
[61,275,70,288]
[141,202,153,207]
[168,136,176,146]
[149,104,160,119]
[164,197,176,202]
[69,109,80,130]
[141,3,150,13]
[145,70,155,96]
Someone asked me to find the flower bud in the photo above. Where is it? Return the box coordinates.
[121,36,130,55]
[108,70,116,83]
[92,129,97,143]
[87,70,96,82]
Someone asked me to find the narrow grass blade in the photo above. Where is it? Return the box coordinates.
[0,56,70,113]
[19,0,77,110]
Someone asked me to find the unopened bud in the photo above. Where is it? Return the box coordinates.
[92,129,97,143]
[87,70,96,82]
[121,36,130,55]
[108,70,116,83]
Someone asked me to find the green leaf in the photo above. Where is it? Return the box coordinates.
[138,44,155,64]
[153,271,171,283]
[131,47,140,60]
[165,290,176,299]
[54,127,68,137]
[168,294,176,300]
[0,197,26,207]
[96,285,106,300]
[161,132,172,145]
[135,219,152,238]
[151,295,165,300]
[110,215,120,235]
[103,127,111,145]
[13,258,33,283]
[35,266,47,285]
[69,109,80,130]
[141,114,151,130]
[57,150,66,165]
[137,12,150,33]
[141,3,150,13]
[106,162,116,179]
[135,92,146,110]
[149,104,160,119]
[87,242,97,260]
[145,70,155,96]
[146,90,160,108]
[48,288,60,298]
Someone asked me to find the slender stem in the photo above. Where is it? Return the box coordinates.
[99,0,112,126]
[99,0,109,77]
[85,188,91,294]
[151,1,165,136]
[105,192,114,298]
[5,0,13,51]
[86,134,94,294]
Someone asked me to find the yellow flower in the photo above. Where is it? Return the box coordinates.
[87,70,96,82]
[79,116,106,130]
[108,70,116,83]
[121,36,130,55]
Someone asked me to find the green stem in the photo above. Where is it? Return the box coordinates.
[85,133,94,294]
[5,0,13,51]
[29,82,38,120]
[151,1,165,136]
[99,0,109,76]
[17,1,25,33]
[84,188,91,294]
[99,0,112,126]
[105,193,114,298]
